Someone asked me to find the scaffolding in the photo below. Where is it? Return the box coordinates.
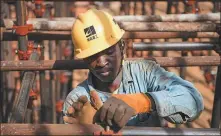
[0,0,220,135]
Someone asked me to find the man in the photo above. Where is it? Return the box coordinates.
[63,9,204,130]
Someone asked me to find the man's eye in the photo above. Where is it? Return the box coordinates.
[107,48,114,54]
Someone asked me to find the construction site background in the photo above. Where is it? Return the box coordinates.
[1,1,220,129]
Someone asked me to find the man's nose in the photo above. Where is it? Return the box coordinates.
[96,55,108,67]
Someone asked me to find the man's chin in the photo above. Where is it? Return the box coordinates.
[97,75,114,83]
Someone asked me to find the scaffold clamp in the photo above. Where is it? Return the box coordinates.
[12,24,33,36]
[15,42,42,60]
[34,0,46,17]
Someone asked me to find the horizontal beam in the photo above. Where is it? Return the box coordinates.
[1,56,220,71]
[3,0,215,2]
[133,42,217,51]
[114,13,220,22]
[1,124,102,135]
[3,13,220,26]
[2,31,219,41]
[1,124,220,135]
[120,22,217,32]
[3,19,218,32]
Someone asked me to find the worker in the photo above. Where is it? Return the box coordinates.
[62,9,204,130]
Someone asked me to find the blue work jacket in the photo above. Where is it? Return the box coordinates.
[63,60,204,126]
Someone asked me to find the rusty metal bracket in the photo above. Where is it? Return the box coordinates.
[27,90,38,109]
[63,46,72,57]
[15,42,43,60]
[183,0,199,13]
[34,0,45,17]
[93,126,122,136]
[94,130,121,136]
[12,24,33,36]
[59,72,69,84]
[56,100,64,113]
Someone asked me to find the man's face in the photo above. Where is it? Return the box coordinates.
[83,42,122,82]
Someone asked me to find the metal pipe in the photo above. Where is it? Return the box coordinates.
[9,52,40,123]
[0,123,103,135]
[2,0,217,2]
[9,0,38,123]
[1,124,220,135]
[48,41,56,123]
[3,19,218,32]
[210,65,221,128]
[114,13,220,22]
[120,22,217,32]
[1,56,220,71]
[15,0,28,51]
[6,12,219,22]
[133,42,217,51]
[2,31,219,41]
[122,127,220,135]
[2,13,220,27]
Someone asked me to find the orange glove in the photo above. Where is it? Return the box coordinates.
[112,93,152,114]
[99,93,153,129]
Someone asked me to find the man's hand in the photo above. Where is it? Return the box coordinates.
[63,92,153,132]
[99,97,135,128]
[99,93,152,129]
[63,91,103,124]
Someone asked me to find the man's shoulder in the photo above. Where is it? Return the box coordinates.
[124,59,157,65]
[123,59,159,70]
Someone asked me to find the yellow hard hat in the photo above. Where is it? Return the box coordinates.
[71,9,125,59]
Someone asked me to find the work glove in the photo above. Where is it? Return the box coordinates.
[99,93,152,129]
[63,91,153,131]
[63,91,103,124]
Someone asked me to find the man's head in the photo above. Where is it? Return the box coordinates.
[71,9,125,82]
[84,39,124,82]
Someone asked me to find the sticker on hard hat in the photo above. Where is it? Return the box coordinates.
[84,26,98,41]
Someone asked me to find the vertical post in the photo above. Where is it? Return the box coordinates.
[38,2,55,123]
[162,0,173,72]
[163,0,173,58]
[148,0,155,57]
[9,52,39,123]
[0,38,5,123]
[16,0,28,51]
[211,25,221,128]
[0,1,9,123]
[54,1,69,123]
[210,65,221,128]
[141,0,145,15]
[9,0,40,123]
[49,41,56,123]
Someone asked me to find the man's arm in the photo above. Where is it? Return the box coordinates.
[144,61,204,124]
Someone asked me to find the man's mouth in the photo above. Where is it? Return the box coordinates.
[100,71,110,76]
[95,67,112,77]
